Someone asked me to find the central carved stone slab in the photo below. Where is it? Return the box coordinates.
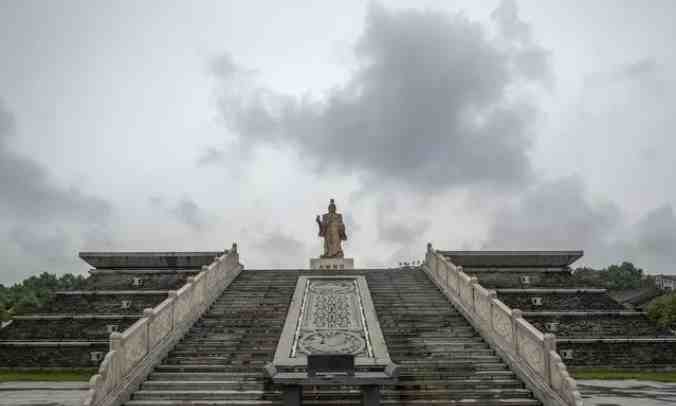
[274,275,391,368]
[297,279,368,357]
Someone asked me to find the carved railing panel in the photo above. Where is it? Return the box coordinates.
[424,244,582,406]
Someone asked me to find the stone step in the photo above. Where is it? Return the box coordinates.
[126,400,539,406]
[142,379,524,391]
[132,390,280,401]
[148,372,266,381]
[132,388,533,401]
[146,372,518,382]
[142,381,267,391]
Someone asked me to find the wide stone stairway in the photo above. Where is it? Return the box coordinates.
[125,268,539,405]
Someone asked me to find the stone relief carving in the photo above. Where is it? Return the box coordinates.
[294,278,370,357]
[492,309,513,343]
[125,329,146,366]
[519,331,545,374]
[476,295,490,321]
[299,331,366,355]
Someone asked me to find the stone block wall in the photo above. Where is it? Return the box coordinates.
[82,271,197,291]
[0,318,137,340]
[21,293,168,315]
[463,268,592,289]
[558,340,676,370]
[497,291,625,312]
[0,342,109,369]
[525,313,671,337]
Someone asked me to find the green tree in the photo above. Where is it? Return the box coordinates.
[647,293,676,330]
[604,262,643,290]
[572,262,645,290]
[0,272,86,316]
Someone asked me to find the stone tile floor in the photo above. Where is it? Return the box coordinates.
[0,382,88,406]
[578,380,676,406]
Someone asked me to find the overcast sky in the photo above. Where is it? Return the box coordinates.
[1,0,675,284]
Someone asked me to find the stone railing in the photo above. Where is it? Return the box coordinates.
[424,244,583,406]
[83,244,242,406]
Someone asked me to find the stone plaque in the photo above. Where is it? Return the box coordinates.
[273,276,391,368]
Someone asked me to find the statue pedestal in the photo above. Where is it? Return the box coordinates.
[310,258,354,270]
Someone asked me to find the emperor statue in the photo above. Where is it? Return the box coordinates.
[316,199,347,258]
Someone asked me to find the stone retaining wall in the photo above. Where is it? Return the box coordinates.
[0,342,109,369]
[525,313,671,337]
[21,293,168,315]
[83,271,197,291]
[463,269,583,289]
[558,339,676,369]
[0,318,137,340]
[497,291,625,312]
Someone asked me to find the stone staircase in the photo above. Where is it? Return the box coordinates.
[125,268,540,405]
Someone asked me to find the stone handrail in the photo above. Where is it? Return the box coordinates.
[424,244,583,406]
[83,244,242,406]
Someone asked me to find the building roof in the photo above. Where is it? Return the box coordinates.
[657,275,676,281]
[439,250,584,268]
[78,251,224,269]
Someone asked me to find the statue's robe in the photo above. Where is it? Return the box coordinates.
[319,212,347,258]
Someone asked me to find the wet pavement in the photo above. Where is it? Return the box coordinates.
[0,382,88,406]
[1,379,675,405]
[578,380,676,406]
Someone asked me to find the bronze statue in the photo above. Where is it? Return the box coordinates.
[316,199,347,258]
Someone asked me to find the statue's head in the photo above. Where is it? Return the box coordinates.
[328,198,336,213]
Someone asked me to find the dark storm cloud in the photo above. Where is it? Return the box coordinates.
[622,57,658,78]
[0,103,111,223]
[213,1,549,191]
[585,57,660,88]
[210,52,250,79]
[0,101,114,279]
[483,176,621,252]
[255,230,305,257]
[491,0,550,83]
[171,197,208,231]
[196,146,226,167]
[632,205,676,267]
[378,218,429,246]
[8,227,70,260]
[376,199,429,246]
[483,176,676,273]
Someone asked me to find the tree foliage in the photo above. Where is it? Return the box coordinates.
[572,261,647,290]
[603,262,644,290]
[647,293,676,330]
[0,272,86,320]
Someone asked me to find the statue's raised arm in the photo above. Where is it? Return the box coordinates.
[316,214,325,237]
